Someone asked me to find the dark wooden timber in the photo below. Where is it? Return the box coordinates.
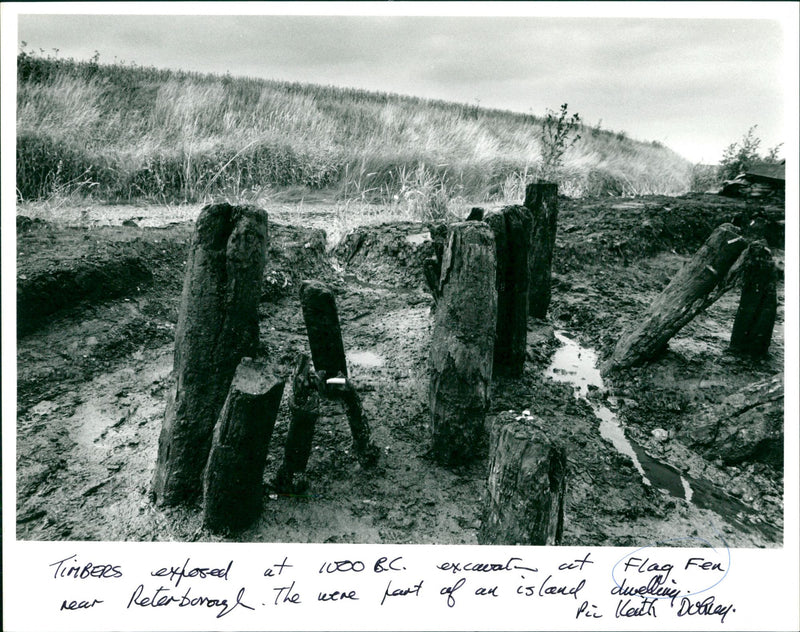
[483,206,531,376]
[730,240,778,356]
[202,358,284,532]
[152,203,268,506]
[332,380,380,468]
[466,207,485,221]
[274,355,379,494]
[603,223,747,372]
[300,280,348,378]
[429,222,497,466]
[423,222,448,304]
[479,412,567,545]
[524,181,559,319]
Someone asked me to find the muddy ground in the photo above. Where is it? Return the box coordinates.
[14,193,785,546]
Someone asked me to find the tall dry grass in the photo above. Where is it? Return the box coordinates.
[16,52,692,209]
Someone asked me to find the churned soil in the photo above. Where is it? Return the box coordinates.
[14,193,785,546]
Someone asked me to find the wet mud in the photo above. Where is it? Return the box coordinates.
[15,193,784,546]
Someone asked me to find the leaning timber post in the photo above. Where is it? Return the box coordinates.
[479,412,567,545]
[524,181,559,319]
[730,240,778,356]
[300,280,348,378]
[152,203,269,506]
[603,223,747,373]
[273,354,321,494]
[202,359,285,532]
[275,355,379,494]
[429,222,497,466]
[337,380,380,467]
[483,206,531,377]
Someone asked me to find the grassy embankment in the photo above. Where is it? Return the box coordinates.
[17,52,692,219]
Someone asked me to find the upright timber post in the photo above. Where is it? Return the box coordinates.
[202,358,284,532]
[300,280,348,378]
[479,411,567,545]
[152,203,268,506]
[429,222,497,466]
[604,223,747,372]
[484,206,531,376]
[730,240,778,356]
[524,181,559,319]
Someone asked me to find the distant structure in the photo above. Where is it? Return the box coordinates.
[720,159,785,201]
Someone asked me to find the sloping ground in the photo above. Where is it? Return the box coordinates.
[15,193,785,546]
[16,53,692,204]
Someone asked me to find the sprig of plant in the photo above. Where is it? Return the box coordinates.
[538,103,581,181]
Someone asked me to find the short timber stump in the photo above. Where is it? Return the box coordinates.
[203,358,284,532]
[479,411,567,546]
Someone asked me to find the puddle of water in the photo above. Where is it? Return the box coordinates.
[546,331,691,497]
[546,331,603,397]
[69,399,120,450]
[348,350,385,368]
[545,331,780,541]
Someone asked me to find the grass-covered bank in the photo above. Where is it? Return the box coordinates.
[17,52,693,206]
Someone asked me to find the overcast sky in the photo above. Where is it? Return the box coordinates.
[11,6,797,163]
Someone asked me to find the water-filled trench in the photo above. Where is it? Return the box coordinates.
[545,331,780,541]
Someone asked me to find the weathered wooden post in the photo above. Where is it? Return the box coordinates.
[299,278,380,466]
[730,240,777,356]
[202,358,284,532]
[300,280,348,378]
[152,203,269,506]
[274,352,379,494]
[484,206,531,376]
[603,223,747,372]
[336,381,380,467]
[479,411,567,545]
[429,222,497,465]
[524,181,559,319]
[272,355,320,495]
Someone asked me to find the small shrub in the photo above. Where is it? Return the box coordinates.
[538,104,582,181]
[717,126,784,183]
[718,125,762,181]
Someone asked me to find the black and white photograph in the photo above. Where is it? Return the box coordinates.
[2,2,798,630]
